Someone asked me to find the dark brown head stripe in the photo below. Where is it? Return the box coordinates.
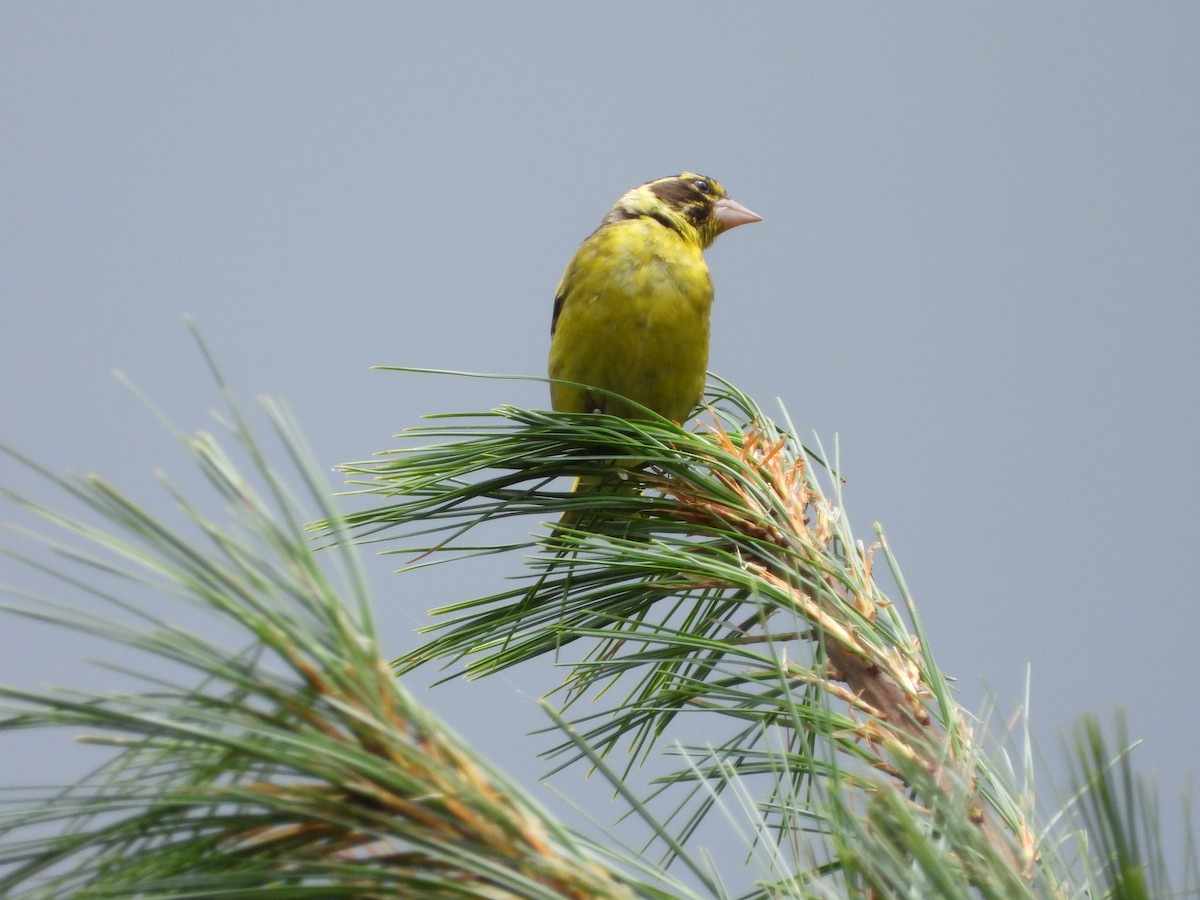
[657,178,722,227]
[648,177,706,209]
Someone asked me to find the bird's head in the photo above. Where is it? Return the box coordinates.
[601,173,762,249]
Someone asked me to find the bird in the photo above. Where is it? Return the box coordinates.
[547,172,760,528]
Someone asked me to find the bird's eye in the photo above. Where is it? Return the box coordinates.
[693,178,711,193]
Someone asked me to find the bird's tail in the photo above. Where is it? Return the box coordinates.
[550,471,641,542]
[552,474,602,538]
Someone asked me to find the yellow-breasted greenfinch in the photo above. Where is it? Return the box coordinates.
[547,173,760,527]
[548,172,760,420]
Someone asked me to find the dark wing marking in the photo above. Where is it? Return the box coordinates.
[550,291,565,335]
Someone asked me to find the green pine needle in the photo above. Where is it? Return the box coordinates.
[2,355,1194,898]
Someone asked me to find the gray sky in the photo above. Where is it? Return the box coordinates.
[3,3,1198,883]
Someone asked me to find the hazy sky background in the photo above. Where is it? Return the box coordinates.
[3,3,1198,885]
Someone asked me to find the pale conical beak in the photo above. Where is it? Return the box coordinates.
[713,196,763,232]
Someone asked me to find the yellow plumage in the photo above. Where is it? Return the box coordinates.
[547,173,760,528]
[548,172,760,421]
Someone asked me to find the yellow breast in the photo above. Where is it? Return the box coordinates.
[548,218,713,422]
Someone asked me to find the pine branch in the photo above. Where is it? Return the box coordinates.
[0,357,687,899]
[329,375,1040,891]
[3,356,1194,898]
